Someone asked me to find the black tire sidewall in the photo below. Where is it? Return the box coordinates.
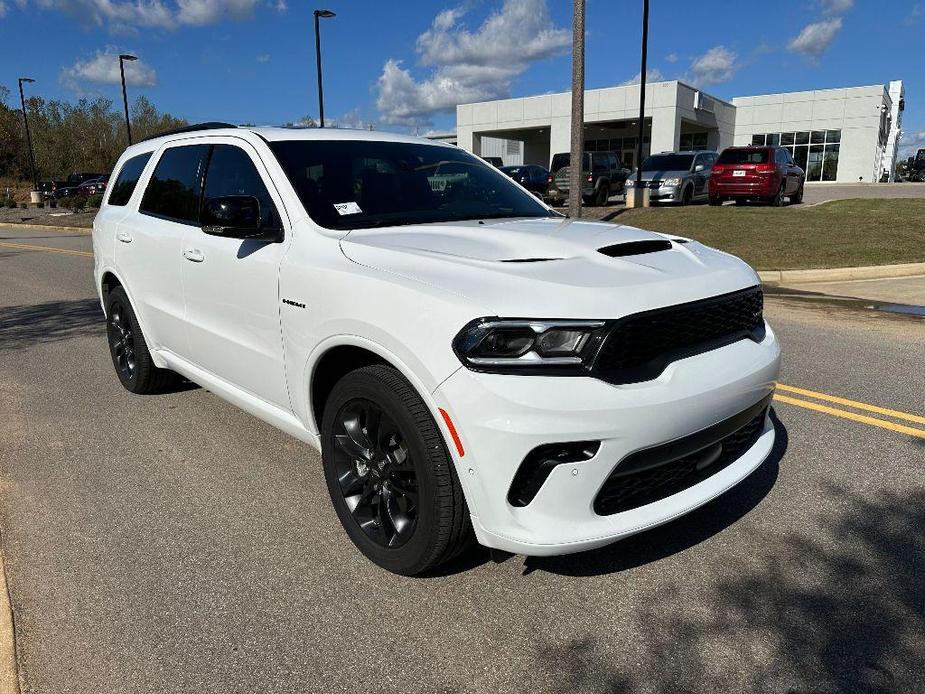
[320,367,453,575]
[106,287,141,391]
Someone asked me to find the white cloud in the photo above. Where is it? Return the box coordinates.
[376,0,570,126]
[26,0,276,30]
[899,129,925,158]
[61,49,158,91]
[689,46,738,86]
[788,17,842,58]
[0,2,8,18]
[820,0,853,14]
[665,53,678,63]
[256,53,270,63]
[904,3,923,24]
[620,68,664,86]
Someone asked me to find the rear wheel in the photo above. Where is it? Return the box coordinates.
[791,182,804,204]
[321,365,472,575]
[595,184,609,207]
[770,183,785,207]
[105,286,177,394]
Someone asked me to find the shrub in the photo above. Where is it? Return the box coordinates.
[87,194,103,209]
[36,201,45,209]
[61,195,87,214]
[4,199,15,209]
[49,199,57,209]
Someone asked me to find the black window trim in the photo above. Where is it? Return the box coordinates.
[137,138,287,235]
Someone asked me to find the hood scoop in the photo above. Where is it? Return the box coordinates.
[500,257,563,263]
[598,239,673,258]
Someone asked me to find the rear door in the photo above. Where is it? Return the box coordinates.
[180,139,292,409]
[117,143,210,355]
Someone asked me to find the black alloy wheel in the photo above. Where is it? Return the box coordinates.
[107,298,136,383]
[331,398,419,548]
[770,182,786,207]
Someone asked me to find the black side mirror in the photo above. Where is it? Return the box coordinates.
[201,195,281,242]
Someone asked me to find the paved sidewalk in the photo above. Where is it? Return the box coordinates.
[780,274,925,307]
[802,183,925,205]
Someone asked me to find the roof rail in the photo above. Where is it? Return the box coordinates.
[136,122,238,144]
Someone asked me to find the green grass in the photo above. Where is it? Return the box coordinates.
[609,199,925,270]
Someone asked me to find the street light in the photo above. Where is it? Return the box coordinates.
[634,0,649,192]
[119,54,138,145]
[313,9,336,127]
[17,77,38,194]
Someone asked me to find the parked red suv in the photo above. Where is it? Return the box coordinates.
[709,146,805,206]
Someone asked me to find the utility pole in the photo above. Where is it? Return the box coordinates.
[18,77,38,193]
[119,54,138,145]
[634,0,649,190]
[313,9,336,128]
[568,0,585,219]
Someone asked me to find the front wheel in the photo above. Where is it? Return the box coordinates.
[595,184,609,206]
[680,185,693,206]
[321,365,473,575]
[770,183,785,207]
[105,286,177,394]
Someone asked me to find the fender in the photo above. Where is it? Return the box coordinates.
[96,265,169,370]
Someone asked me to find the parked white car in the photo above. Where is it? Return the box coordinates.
[93,125,781,575]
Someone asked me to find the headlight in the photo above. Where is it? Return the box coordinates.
[661,177,682,187]
[453,319,607,374]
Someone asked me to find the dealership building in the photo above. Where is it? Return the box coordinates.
[451,79,905,183]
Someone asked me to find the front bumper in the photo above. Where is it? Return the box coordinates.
[434,324,781,556]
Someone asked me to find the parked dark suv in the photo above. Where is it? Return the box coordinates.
[500,164,550,196]
[709,146,805,206]
[547,151,630,206]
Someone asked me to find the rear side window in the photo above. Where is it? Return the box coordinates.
[203,145,281,231]
[107,153,151,206]
[140,144,210,224]
[717,149,770,165]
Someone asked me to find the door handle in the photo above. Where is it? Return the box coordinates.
[183,248,205,263]
[116,231,133,244]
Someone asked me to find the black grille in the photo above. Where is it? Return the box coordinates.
[593,396,770,516]
[593,286,763,384]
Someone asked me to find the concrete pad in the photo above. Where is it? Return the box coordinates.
[781,275,925,306]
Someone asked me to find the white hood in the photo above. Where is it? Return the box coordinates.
[340,217,760,318]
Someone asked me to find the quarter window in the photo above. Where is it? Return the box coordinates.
[108,153,152,207]
[203,145,281,231]
[140,145,210,224]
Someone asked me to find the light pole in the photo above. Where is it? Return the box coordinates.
[313,9,335,127]
[18,77,38,193]
[634,0,649,191]
[568,0,585,219]
[119,54,138,145]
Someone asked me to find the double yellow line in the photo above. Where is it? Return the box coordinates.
[775,384,925,439]
[0,240,93,258]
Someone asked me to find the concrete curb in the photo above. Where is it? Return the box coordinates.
[758,262,925,284]
[0,544,20,694]
[0,222,91,234]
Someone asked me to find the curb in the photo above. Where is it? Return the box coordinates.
[0,222,92,234]
[758,262,925,284]
[0,544,20,694]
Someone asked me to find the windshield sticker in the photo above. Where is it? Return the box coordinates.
[334,201,363,216]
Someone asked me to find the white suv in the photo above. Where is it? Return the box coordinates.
[93,125,781,575]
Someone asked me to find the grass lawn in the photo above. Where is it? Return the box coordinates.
[609,199,925,270]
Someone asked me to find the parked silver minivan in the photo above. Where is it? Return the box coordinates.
[625,150,718,205]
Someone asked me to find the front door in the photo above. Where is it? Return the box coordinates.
[180,140,292,410]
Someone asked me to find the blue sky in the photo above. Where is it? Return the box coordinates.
[1,0,923,156]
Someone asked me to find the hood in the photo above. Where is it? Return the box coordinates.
[340,217,759,319]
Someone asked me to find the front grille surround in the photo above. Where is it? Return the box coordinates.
[590,286,764,385]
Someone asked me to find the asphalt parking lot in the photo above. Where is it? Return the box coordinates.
[1,224,924,693]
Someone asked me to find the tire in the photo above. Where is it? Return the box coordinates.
[708,195,722,206]
[595,184,609,207]
[680,185,693,206]
[770,183,785,207]
[320,365,473,575]
[791,182,804,204]
[105,286,177,394]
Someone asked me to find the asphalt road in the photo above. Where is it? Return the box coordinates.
[1,225,924,694]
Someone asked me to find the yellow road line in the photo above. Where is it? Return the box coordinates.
[0,240,93,258]
[773,393,925,439]
[778,383,925,426]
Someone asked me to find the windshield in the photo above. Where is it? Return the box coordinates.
[270,140,554,230]
[641,154,694,171]
[717,149,770,165]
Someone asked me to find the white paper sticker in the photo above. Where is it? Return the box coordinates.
[333,201,363,216]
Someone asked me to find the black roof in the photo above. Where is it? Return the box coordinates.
[137,122,237,144]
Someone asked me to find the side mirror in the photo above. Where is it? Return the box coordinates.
[201,195,281,242]
[694,164,705,172]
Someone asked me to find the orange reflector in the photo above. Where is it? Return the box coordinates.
[438,408,465,458]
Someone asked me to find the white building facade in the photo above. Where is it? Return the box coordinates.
[455,80,903,183]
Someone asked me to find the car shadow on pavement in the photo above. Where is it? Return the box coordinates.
[0,298,103,351]
[527,483,925,692]
[522,409,788,578]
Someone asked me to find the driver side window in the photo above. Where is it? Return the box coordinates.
[203,145,281,232]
